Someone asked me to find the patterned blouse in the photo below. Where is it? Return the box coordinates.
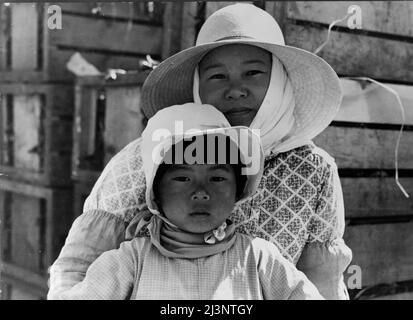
[48,138,350,300]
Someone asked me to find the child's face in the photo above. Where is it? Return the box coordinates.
[198,44,272,127]
[156,163,237,234]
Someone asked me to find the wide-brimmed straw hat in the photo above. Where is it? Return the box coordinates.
[141,3,342,143]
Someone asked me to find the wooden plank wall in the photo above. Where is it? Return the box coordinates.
[271,1,413,299]
[0,179,73,299]
[0,84,73,186]
[0,3,172,299]
[72,72,146,184]
[282,1,413,83]
[203,1,413,299]
[0,2,165,83]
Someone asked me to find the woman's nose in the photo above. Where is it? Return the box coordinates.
[191,190,211,201]
[225,84,248,100]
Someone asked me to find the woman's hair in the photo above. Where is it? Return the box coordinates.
[153,134,247,200]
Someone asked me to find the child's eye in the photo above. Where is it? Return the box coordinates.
[210,176,227,182]
[246,70,264,76]
[209,73,226,80]
[172,176,190,182]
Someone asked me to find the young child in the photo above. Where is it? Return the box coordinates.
[56,103,323,300]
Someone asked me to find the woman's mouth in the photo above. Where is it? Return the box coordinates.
[225,108,251,116]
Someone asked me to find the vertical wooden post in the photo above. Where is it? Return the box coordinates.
[161,2,184,60]
[10,4,38,70]
[180,2,199,50]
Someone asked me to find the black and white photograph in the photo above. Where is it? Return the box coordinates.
[0,0,412,304]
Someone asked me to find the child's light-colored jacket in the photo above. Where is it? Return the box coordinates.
[55,234,323,300]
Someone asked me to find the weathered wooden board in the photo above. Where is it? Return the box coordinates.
[57,1,164,23]
[161,2,184,59]
[205,2,239,18]
[287,1,413,37]
[343,222,413,287]
[13,95,42,171]
[180,2,199,51]
[341,178,413,219]
[72,72,147,183]
[371,292,413,300]
[0,3,163,82]
[9,193,43,273]
[284,23,413,83]
[338,80,413,126]
[40,48,144,82]
[104,86,143,163]
[0,179,73,274]
[0,4,10,70]
[313,126,413,169]
[50,14,162,56]
[0,84,73,186]
[0,269,47,300]
[0,93,8,166]
[10,4,38,70]
[10,286,41,300]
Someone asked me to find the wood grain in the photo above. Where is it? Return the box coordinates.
[10,4,38,70]
[313,126,413,169]
[0,179,73,273]
[341,178,413,219]
[343,222,413,287]
[58,2,164,23]
[10,193,42,272]
[287,1,413,37]
[103,86,143,164]
[338,80,413,126]
[12,94,42,171]
[50,14,162,56]
[284,23,413,83]
[205,2,238,18]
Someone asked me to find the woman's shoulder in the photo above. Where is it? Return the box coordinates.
[264,143,338,180]
[235,234,282,257]
[235,234,290,268]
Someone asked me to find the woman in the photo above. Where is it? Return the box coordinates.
[48,4,352,300]
[55,103,323,300]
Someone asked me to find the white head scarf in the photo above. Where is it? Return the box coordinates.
[193,54,312,156]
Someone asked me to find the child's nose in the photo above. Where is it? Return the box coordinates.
[191,190,211,201]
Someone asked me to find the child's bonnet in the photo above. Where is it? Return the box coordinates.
[126,103,264,259]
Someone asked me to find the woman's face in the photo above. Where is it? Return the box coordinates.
[199,44,272,126]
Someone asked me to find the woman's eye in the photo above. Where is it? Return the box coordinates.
[210,176,227,182]
[246,70,264,76]
[172,176,190,182]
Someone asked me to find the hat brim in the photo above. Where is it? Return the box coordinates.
[141,39,342,146]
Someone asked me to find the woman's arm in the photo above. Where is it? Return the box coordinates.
[296,147,352,300]
[47,210,127,299]
[48,138,146,299]
[255,238,324,300]
[52,241,137,300]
